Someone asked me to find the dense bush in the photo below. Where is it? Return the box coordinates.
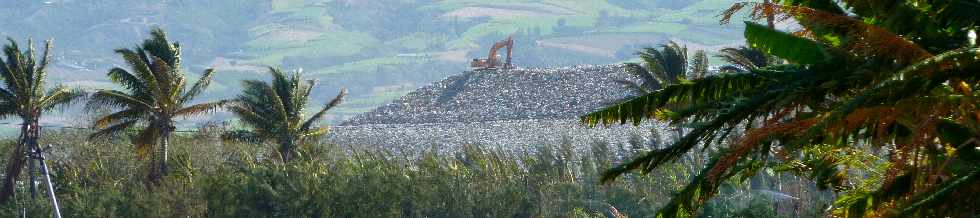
[0,129,829,217]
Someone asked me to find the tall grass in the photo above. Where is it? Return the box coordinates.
[0,129,828,217]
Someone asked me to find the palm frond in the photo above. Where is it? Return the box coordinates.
[174,100,228,117]
[299,126,331,140]
[690,50,709,78]
[1,38,27,96]
[793,48,980,148]
[622,63,658,92]
[730,2,933,64]
[583,70,779,126]
[300,89,347,132]
[897,167,980,216]
[93,109,144,129]
[652,152,734,217]
[837,0,979,52]
[87,90,152,111]
[600,89,781,182]
[227,67,344,162]
[148,56,175,102]
[227,103,276,136]
[612,79,652,94]
[38,86,85,112]
[243,79,289,125]
[131,124,160,159]
[88,119,138,141]
[744,21,832,64]
[292,79,314,121]
[913,0,980,30]
[114,48,161,95]
[180,68,215,104]
[29,39,52,99]
[716,46,770,71]
[141,27,180,67]
[107,68,149,98]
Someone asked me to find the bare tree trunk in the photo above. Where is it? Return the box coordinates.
[0,121,39,203]
[159,125,172,176]
[148,119,174,183]
[279,137,294,163]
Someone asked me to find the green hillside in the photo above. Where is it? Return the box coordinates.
[0,0,745,123]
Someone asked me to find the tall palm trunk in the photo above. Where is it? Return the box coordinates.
[159,121,173,176]
[147,119,174,182]
[278,136,295,163]
[0,120,39,202]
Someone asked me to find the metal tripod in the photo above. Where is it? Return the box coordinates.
[22,144,62,218]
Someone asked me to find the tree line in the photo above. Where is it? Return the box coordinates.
[0,27,347,203]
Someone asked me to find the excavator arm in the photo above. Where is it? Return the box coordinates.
[471,36,514,70]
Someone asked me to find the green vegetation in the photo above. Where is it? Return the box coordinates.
[620,41,709,94]
[714,46,772,73]
[224,67,346,162]
[0,129,827,217]
[0,1,747,123]
[0,0,973,217]
[0,38,84,203]
[87,28,227,182]
[586,0,980,217]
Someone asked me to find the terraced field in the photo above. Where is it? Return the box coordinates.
[0,0,746,123]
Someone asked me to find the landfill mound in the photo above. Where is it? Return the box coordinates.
[328,119,664,156]
[342,64,639,125]
[331,64,660,152]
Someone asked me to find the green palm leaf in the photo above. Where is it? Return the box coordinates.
[744,22,831,64]
[0,38,84,203]
[226,67,346,162]
[89,27,225,181]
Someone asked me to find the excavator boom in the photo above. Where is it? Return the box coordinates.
[471,36,514,70]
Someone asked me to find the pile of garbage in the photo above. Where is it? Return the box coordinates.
[330,64,663,152]
[342,64,640,125]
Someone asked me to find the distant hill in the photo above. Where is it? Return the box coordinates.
[0,0,745,124]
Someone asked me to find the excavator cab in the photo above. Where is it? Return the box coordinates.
[470,36,513,70]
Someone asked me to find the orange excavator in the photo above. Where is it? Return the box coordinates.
[470,36,513,70]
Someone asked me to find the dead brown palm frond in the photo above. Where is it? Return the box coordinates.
[720,2,933,65]
[704,113,817,190]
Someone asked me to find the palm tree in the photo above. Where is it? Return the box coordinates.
[620,41,709,94]
[586,1,980,217]
[715,46,772,73]
[0,38,85,203]
[618,41,713,174]
[224,67,346,162]
[87,28,226,181]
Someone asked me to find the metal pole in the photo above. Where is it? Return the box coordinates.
[38,157,61,218]
[33,145,61,218]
